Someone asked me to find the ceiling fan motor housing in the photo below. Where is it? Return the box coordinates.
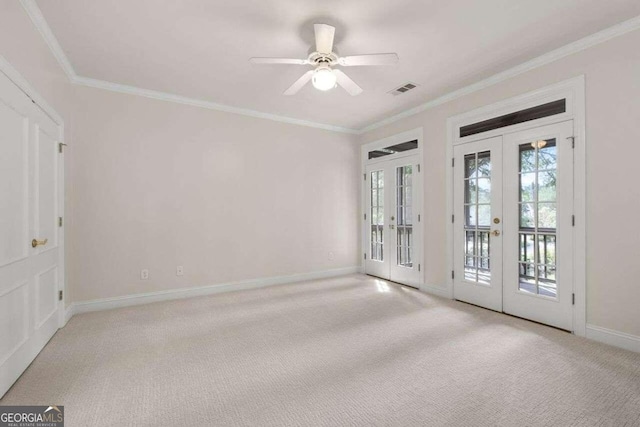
[308,52,338,66]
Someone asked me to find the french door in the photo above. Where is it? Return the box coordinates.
[0,70,63,397]
[365,155,422,287]
[453,121,574,331]
[453,137,503,311]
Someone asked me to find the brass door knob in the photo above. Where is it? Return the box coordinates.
[32,238,48,248]
[491,230,500,237]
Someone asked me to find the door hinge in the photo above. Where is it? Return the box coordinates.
[364,253,367,260]
[364,213,367,221]
[58,290,63,301]
[364,173,366,181]
[452,158,455,167]
[452,270,455,280]
[417,164,421,173]
[418,264,421,272]
[572,215,575,226]
[58,142,67,153]
[58,216,63,227]
[567,136,575,149]
[572,293,575,305]
[452,214,455,223]
[418,214,421,222]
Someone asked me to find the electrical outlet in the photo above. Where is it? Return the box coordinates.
[140,269,149,280]
[176,266,184,276]
[328,251,335,261]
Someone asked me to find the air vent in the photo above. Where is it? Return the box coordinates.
[389,82,418,96]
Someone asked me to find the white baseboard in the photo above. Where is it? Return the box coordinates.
[65,266,359,319]
[419,283,453,299]
[415,284,640,354]
[586,324,640,353]
[416,284,639,354]
[64,305,74,325]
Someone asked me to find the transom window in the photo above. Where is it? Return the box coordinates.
[368,140,418,160]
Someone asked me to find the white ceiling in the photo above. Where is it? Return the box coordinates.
[35,0,640,130]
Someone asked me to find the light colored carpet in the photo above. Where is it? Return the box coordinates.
[2,274,640,426]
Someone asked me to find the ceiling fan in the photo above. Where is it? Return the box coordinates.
[250,24,398,96]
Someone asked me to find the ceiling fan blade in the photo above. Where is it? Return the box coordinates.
[250,57,309,65]
[314,24,335,54]
[334,70,363,96]
[284,70,314,95]
[338,53,399,66]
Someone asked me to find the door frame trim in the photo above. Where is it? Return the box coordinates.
[0,55,67,329]
[445,76,586,336]
[361,128,425,287]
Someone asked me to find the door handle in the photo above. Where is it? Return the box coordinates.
[32,238,48,248]
[491,230,500,237]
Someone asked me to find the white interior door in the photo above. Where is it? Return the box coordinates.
[453,121,574,331]
[365,155,422,287]
[0,70,63,397]
[503,121,574,331]
[453,137,503,311]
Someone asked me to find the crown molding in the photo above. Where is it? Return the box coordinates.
[359,14,640,133]
[20,0,640,135]
[20,0,77,80]
[72,76,359,134]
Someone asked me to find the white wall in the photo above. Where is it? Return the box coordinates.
[359,28,640,338]
[67,85,359,302]
[2,0,360,305]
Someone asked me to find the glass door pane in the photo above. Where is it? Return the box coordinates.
[463,151,492,284]
[396,165,413,267]
[518,139,557,298]
[370,170,384,261]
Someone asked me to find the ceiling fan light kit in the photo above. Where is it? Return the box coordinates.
[312,65,337,91]
[250,23,399,96]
